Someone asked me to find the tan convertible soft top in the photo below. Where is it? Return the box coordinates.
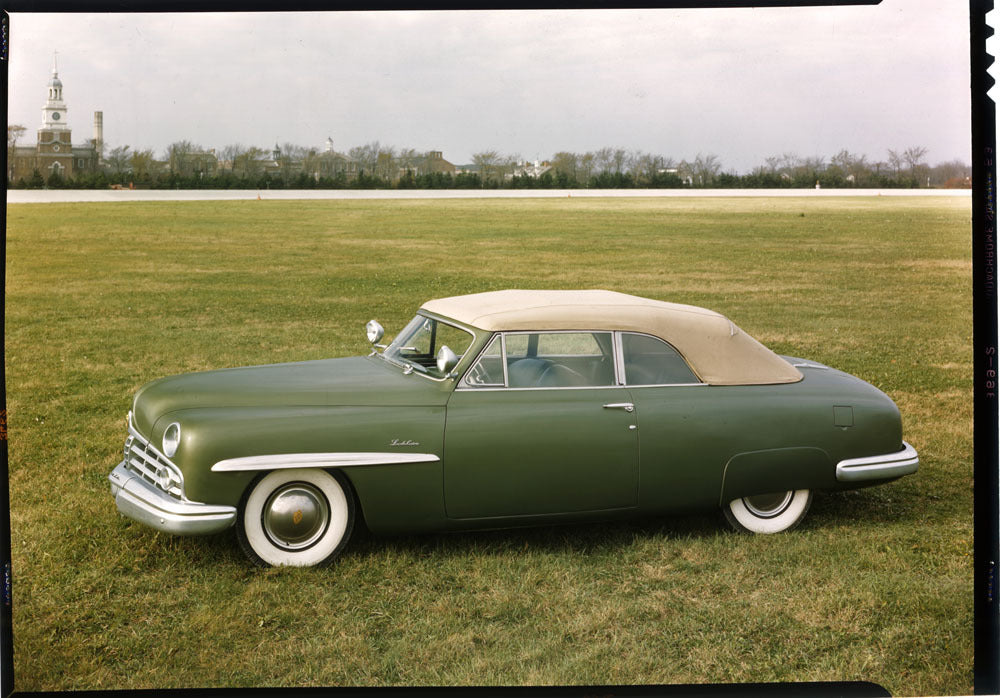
[421,290,802,386]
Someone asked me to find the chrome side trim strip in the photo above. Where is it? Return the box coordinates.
[835,441,919,482]
[211,451,441,472]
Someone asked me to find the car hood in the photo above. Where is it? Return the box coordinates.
[131,355,449,436]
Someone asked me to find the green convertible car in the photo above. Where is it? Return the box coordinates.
[109,290,918,567]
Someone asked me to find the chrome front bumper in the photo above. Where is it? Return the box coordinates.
[109,461,236,535]
[835,441,919,483]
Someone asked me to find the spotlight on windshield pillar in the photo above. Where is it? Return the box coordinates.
[366,320,385,346]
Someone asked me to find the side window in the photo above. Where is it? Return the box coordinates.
[463,335,504,387]
[621,333,699,385]
[507,332,615,388]
[434,321,474,359]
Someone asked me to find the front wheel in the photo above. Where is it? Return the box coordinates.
[237,468,355,567]
[724,489,812,534]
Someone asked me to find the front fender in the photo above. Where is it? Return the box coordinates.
[156,405,446,513]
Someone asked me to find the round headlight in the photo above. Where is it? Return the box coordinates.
[162,422,181,458]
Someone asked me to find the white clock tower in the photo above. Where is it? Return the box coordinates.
[41,52,69,131]
[8,51,102,181]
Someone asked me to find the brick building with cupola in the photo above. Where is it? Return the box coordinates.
[9,55,102,182]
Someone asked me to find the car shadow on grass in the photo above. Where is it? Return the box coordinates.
[343,511,727,562]
[810,485,926,527]
[121,485,923,571]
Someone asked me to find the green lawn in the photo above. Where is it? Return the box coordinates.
[4,196,972,693]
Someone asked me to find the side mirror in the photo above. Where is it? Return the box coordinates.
[366,320,385,347]
[436,345,459,375]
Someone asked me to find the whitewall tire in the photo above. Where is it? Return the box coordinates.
[724,489,812,534]
[237,468,354,567]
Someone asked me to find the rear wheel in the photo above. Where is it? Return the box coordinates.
[237,468,354,567]
[724,489,812,534]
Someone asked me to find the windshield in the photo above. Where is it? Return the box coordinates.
[380,314,475,378]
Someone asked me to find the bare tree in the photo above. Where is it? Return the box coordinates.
[129,148,157,180]
[611,148,628,174]
[105,144,131,176]
[902,146,929,185]
[830,149,869,184]
[8,124,26,180]
[634,152,669,184]
[594,147,615,174]
[220,143,247,173]
[500,153,520,181]
[624,149,644,175]
[902,146,928,171]
[279,142,309,162]
[689,153,721,186]
[348,141,382,175]
[165,140,200,175]
[550,151,579,183]
[396,148,420,174]
[472,150,502,186]
[234,146,266,178]
[887,149,903,178]
[578,152,596,184]
[929,158,971,186]
[374,145,398,180]
[8,124,26,152]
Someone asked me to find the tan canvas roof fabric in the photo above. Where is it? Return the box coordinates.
[421,290,802,386]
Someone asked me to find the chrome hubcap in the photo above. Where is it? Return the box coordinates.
[743,491,794,518]
[262,482,330,551]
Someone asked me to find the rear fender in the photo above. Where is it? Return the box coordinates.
[719,446,836,505]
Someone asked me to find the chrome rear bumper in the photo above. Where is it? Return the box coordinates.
[109,461,236,535]
[835,441,919,483]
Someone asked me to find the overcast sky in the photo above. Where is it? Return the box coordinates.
[8,2,971,172]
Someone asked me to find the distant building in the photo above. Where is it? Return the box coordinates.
[510,160,552,179]
[414,151,456,176]
[9,55,101,182]
[392,150,457,180]
[167,148,219,178]
[307,138,359,180]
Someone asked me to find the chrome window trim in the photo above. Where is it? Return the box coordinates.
[500,333,509,386]
[613,331,626,386]
[455,384,631,393]
[212,451,441,473]
[459,333,505,389]
[457,329,619,391]
[619,330,703,386]
[621,382,710,388]
[455,328,710,391]
[380,311,478,383]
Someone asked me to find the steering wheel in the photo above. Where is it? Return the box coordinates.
[466,362,491,385]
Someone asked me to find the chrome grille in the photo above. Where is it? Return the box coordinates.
[123,413,185,499]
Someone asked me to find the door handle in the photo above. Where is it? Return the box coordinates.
[603,402,634,413]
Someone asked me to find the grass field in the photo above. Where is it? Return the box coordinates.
[5,196,972,693]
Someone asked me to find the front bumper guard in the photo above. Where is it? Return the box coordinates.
[835,441,919,483]
[109,461,236,535]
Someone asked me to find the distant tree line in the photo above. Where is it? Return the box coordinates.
[7,126,971,190]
